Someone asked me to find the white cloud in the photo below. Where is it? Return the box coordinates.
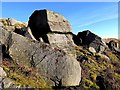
[78,14,118,28]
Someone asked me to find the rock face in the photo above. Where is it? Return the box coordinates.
[28,9,74,46]
[77,30,106,53]
[1,9,120,90]
[108,40,120,52]
[0,27,81,86]
[0,18,27,32]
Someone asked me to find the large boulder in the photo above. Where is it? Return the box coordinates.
[77,30,106,53]
[28,9,74,46]
[0,27,81,86]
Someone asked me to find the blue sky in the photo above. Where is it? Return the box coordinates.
[1,2,118,38]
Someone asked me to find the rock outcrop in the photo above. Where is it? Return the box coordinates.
[1,9,120,90]
[28,9,74,46]
[107,40,120,53]
[76,30,106,53]
[0,26,81,86]
[28,9,77,57]
[0,18,27,31]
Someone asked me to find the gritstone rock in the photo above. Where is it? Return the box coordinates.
[28,9,74,46]
[77,30,106,53]
[0,28,81,86]
[107,40,120,54]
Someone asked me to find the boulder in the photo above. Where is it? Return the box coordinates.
[28,9,76,56]
[1,28,81,86]
[0,67,6,78]
[89,47,96,55]
[28,9,74,46]
[77,30,106,53]
[96,53,110,61]
[107,40,120,54]
[108,40,119,50]
[2,78,14,88]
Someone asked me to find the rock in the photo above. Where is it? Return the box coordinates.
[96,76,106,90]
[0,67,7,89]
[0,42,2,60]
[77,55,88,63]
[108,40,119,51]
[1,28,81,86]
[77,30,105,53]
[89,47,96,55]
[47,10,72,32]
[46,33,74,45]
[0,22,4,26]
[0,67,6,77]
[2,77,34,88]
[2,78,13,88]
[7,18,18,26]
[0,26,10,46]
[0,78,4,89]
[96,53,110,61]
[0,18,9,26]
[0,18,27,32]
[28,9,73,45]
[28,9,76,56]
[98,45,105,53]
[13,27,33,41]
[72,34,82,46]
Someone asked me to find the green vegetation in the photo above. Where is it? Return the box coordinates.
[75,46,120,90]
[83,78,99,90]
[14,23,26,28]
[1,19,9,26]
[2,60,52,89]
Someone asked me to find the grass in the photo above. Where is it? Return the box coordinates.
[2,59,52,89]
[75,45,120,90]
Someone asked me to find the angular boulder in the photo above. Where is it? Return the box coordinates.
[28,9,74,46]
[108,40,119,50]
[107,40,120,53]
[77,30,106,53]
[0,28,81,86]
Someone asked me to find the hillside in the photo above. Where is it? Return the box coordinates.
[0,10,120,90]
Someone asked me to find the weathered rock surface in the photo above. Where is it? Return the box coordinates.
[89,47,96,55]
[0,67,6,78]
[7,18,18,26]
[0,18,27,32]
[107,40,120,53]
[46,33,74,45]
[0,67,7,89]
[28,9,76,57]
[28,9,74,46]
[47,10,72,32]
[77,30,106,53]
[1,27,81,86]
